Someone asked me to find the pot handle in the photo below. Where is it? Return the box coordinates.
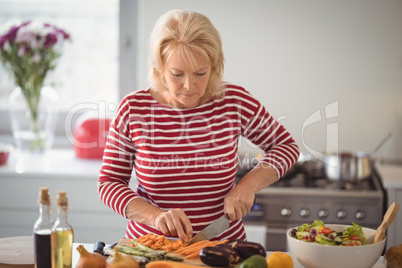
[369,132,392,155]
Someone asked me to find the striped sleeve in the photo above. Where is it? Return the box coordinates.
[98,96,138,218]
[230,85,300,179]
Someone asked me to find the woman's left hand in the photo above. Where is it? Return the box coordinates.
[223,184,255,221]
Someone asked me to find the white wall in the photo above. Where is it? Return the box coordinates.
[136,0,402,162]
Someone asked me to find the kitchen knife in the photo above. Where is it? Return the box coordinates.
[187,214,230,245]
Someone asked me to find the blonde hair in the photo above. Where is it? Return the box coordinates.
[149,10,225,100]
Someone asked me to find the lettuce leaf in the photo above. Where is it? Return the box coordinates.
[297,223,310,232]
[297,220,325,232]
[310,220,325,228]
[343,222,365,242]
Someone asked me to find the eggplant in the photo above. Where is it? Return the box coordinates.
[225,239,267,259]
[199,246,231,267]
[214,244,240,263]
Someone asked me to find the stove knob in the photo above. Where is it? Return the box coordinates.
[318,209,329,218]
[299,208,310,218]
[281,208,292,217]
[355,210,366,220]
[336,209,348,219]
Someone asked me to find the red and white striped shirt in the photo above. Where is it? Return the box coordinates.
[98,83,299,241]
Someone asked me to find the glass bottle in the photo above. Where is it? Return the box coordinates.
[33,187,53,268]
[51,190,74,268]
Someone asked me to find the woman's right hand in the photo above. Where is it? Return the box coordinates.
[152,208,193,243]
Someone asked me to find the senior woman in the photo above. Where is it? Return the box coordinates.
[98,9,300,243]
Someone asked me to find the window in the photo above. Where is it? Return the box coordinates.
[0,0,119,108]
[0,0,137,146]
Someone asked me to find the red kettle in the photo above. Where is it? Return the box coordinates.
[73,113,112,159]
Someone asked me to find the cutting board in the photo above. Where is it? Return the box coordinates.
[0,236,34,268]
[117,239,217,267]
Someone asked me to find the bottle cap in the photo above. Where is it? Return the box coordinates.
[57,190,68,206]
[38,187,50,205]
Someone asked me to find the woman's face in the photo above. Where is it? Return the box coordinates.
[163,51,211,109]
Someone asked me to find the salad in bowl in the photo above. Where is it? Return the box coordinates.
[287,221,386,268]
[289,220,366,246]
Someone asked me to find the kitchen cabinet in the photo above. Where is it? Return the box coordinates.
[0,150,128,244]
[377,163,402,249]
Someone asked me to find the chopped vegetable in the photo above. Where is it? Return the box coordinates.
[290,221,366,246]
[175,240,228,259]
[135,233,184,251]
[343,222,365,242]
[115,244,183,263]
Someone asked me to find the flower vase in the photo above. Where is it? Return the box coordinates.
[9,86,58,152]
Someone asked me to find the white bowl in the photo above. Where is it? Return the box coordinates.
[287,224,385,268]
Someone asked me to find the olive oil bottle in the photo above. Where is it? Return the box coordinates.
[51,190,73,268]
[33,187,53,268]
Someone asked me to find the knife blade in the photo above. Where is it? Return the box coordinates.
[187,214,230,245]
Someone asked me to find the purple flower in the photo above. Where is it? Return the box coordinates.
[1,19,70,70]
[18,45,30,56]
[15,27,35,44]
[58,29,71,40]
[21,21,31,27]
[44,32,58,48]
[5,25,20,44]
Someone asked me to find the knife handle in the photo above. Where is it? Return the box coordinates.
[93,241,106,256]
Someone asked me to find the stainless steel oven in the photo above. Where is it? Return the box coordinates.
[238,154,386,251]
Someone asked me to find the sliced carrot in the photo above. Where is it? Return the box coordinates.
[175,240,209,253]
[133,234,183,251]
[179,241,219,256]
[184,251,201,259]
[177,239,229,259]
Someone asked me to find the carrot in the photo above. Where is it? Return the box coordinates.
[179,239,229,259]
[132,234,184,252]
[175,240,210,254]
[184,251,201,259]
[179,243,211,256]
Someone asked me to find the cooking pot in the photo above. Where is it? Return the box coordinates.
[324,151,371,181]
[323,132,391,181]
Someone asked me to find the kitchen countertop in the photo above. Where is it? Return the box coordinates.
[376,162,402,189]
[0,149,103,180]
[72,243,386,268]
[1,149,401,188]
[0,149,402,185]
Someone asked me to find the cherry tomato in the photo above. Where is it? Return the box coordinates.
[320,228,333,235]
[350,235,360,240]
